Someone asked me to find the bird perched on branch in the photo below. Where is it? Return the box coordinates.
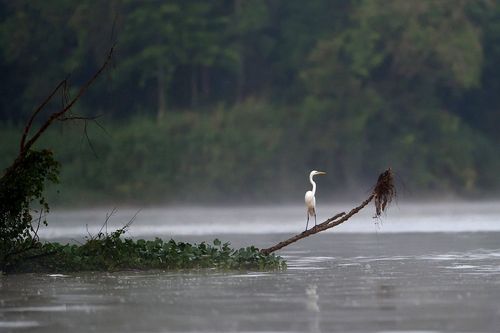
[304,170,326,230]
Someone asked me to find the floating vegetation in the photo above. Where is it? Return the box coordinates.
[5,229,286,274]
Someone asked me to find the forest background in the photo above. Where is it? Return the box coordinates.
[1,0,499,206]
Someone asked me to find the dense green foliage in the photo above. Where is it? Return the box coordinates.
[6,233,286,274]
[1,103,498,206]
[1,0,500,201]
[0,149,60,268]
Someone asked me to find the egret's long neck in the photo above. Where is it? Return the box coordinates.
[309,174,316,195]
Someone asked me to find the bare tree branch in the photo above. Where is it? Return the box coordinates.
[86,223,94,240]
[19,45,115,157]
[82,121,98,158]
[20,79,68,152]
[121,209,142,234]
[261,168,395,255]
[57,114,106,158]
[57,115,101,122]
[32,209,43,243]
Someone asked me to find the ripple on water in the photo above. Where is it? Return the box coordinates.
[0,321,40,328]
[286,266,327,271]
[375,331,444,333]
[228,273,271,278]
[0,304,108,313]
[419,249,500,261]
[446,264,478,269]
[285,256,335,270]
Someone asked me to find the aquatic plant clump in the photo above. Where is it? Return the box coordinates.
[6,231,286,273]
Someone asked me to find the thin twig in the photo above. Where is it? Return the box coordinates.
[122,209,141,232]
[92,118,110,137]
[86,223,94,240]
[32,209,43,243]
[83,120,98,158]
[57,115,101,122]
[62,115,105,159]
[20,79,68,152]
[98,207,118,236]
[20,45,115,157]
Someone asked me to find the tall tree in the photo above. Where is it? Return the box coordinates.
[0,0,76,121]
[300,0,489,191]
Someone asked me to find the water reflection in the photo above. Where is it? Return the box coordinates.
[305,284,320,333]
[375,284,397,311]
[305,284,320,313]
[0,321,40,329]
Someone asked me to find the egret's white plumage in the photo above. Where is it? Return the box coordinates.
[304,170,326,230]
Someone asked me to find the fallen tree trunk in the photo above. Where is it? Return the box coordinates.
[261,168,395,255]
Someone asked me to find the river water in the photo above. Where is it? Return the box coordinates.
[1,201,500,332]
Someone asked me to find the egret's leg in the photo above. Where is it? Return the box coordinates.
[305,214,310,231]
[314,213,317,227]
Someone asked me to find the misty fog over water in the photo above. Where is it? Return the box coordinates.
[40,201,500,241]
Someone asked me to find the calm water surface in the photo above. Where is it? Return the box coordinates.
[1,202,500,332]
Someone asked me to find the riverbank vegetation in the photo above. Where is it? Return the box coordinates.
[2,1,500,204]
[0,45,285,274]
[1,102,498,206]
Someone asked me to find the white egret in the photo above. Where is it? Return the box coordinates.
[304,170,326,230]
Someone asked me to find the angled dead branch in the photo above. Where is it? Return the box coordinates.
[261,168,395,255]
[57,115,101,122]
[98,207,118,237]
[20,79,68,152]
[0,46,115,267]
[18,45,115,159]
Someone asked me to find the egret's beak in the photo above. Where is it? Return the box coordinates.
[317,171,326,176]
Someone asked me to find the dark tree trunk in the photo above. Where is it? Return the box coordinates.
[201,65,210,100]
[157,61,167,121]
[191,65,198,108]
[234,0,245,102]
